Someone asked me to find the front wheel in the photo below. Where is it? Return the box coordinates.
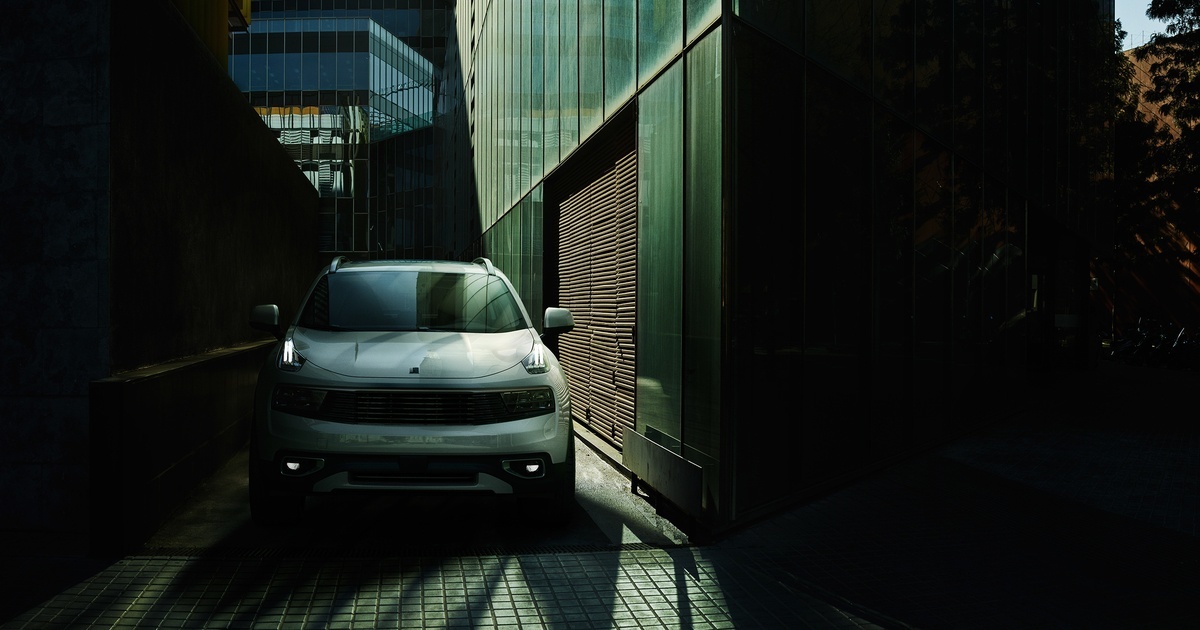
[248,457,304,526]
[541,485,577,527]
[534,433,577,527]
[510,487,575,528]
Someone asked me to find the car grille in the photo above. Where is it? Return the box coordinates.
[277,387,555,425]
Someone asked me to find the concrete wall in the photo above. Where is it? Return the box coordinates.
[0,1,116,551]
[90,342,272,555]
[0,1,320,552]
[109,1,320,371]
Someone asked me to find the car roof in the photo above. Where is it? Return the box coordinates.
[329,257,496,276]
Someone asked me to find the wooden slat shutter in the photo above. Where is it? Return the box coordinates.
[557,149,638,449]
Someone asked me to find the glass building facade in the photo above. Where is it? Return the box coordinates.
[228,1,457,258]
[442,0,1117,533]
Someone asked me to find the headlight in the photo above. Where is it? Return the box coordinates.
[501,388,555,413]
[521,344,549,374]
[273,385,327,414]
[278,337,306,372]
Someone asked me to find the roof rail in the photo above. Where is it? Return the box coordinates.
[472,257,497,276]
[329,255,349,273]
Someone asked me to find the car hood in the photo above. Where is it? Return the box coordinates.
[290,328,535,379]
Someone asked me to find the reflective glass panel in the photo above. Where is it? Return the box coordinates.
[807,0,871,91]
[604,0,636,116]
[636,61,684,447]
[871,109,915,447]
[911,131,951,439]
[733,0,802,52]
[579,0,604,138]
[684,27,722,467]
[951,159,983,377]
[545,0,561,166]
[560,0,581,155]
[873,0,913,118]
[954,0,983,161]
[687,0,720,43]
[978,176,1026,372]
[801,62,871,479]
[914,0,952,143]
[520,0,532,194]
[639,0,683,86]
[531,0,545,181]
[728,24,806,510]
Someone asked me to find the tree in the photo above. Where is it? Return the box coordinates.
[1134,0,1200,216]
[1107,1,1200,331]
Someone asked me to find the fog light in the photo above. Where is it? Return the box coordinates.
[280,457,324,476]
[503,458,546,479]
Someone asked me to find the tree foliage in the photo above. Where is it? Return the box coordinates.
[1105,1,1200,330]
[1140,1,1200,122]
[1133,0,1200,215]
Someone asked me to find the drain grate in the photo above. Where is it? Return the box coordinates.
[137,540,688,559]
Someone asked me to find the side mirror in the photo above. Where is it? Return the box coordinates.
[250,304,283,340]
[543,307,575,335]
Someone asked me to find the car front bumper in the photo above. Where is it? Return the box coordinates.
[252,448,573,497]
[252,408,573,497]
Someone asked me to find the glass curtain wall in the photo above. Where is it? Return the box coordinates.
[476,189,544,329]
[464,0,680,308]
[460,0,724,502]
[452,0,1111,529]
[723,0,1110,521]
[228,1,447,258]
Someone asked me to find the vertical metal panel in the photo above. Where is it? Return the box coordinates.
[557,147,638,450]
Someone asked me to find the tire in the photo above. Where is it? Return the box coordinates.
[543,485,576,527]
[538,432,578,527]
[248,457,304,526]
[512,488,574,528]
[507,434,576,527]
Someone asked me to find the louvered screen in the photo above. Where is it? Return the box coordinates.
[557,149,638,450]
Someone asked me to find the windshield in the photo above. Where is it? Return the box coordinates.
[297,270,528,333]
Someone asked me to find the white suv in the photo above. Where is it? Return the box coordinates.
[248,257,576,526]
